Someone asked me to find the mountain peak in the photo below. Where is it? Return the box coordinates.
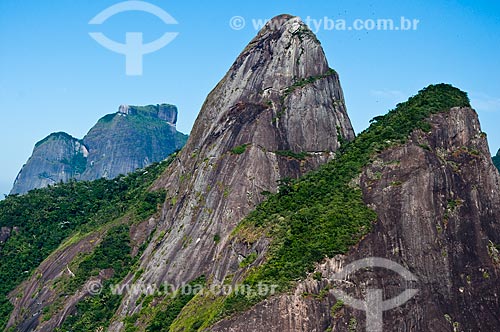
[232,14,328,91]
[188,14,348,152]
[34,131,80,148]
[253,14,316,41]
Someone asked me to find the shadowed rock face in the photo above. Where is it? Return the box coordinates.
[209,107,500,332]
[10,104,188,194]
[109,14,354,329]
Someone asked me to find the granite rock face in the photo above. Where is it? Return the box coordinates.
[10,133,88,195]
[10,104,188,194]
[209,107,500,332]
[108,14,354,329]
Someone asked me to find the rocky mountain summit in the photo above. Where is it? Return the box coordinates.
[10,104,188,194]
[10,132,89,195]
[1,14,499,332]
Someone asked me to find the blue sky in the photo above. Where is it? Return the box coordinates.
[1,0,499,197]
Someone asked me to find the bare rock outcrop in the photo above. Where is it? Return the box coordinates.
[80,104,186,181]
[109,14,354,329]
[0,227,12,244]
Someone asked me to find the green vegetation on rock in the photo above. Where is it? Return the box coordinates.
[0,155,173,330]
[284,68,336,96]
[11,103,188,195]
[34,132,79,148]
[57,224,133,331]
[146,276,206,332]
[170,84,471,328]
[230,144,249,155]
[274,150,310,160]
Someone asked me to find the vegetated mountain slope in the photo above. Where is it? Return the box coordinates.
[0,158,172,331]
[10,104,188,195]
[203,85,500,331]
[107,14,355,331]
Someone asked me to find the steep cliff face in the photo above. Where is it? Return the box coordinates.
[10,133,88,195]
[210,107,500,331]
[10,104,188,194]
[109,14,354,330]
